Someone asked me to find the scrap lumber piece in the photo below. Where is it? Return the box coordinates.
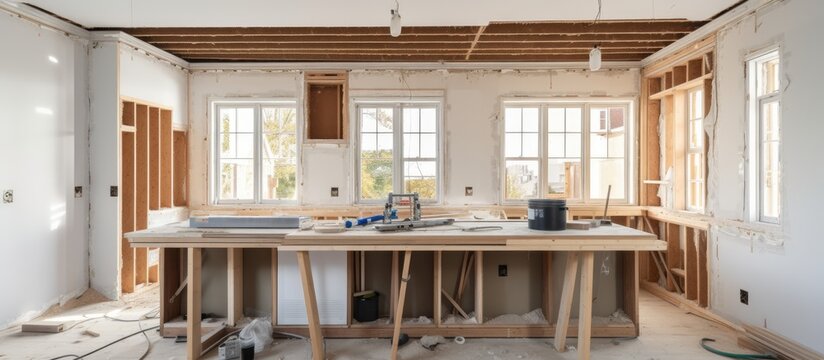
[743,324,824,360]
[440,289,469,319]
[21,321,65,333]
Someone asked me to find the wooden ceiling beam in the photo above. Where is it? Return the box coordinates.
[180,53,648,62]
[159,42,668,51]
[170,50,655,56]
[484,20,706,34]
[120,26,481,36]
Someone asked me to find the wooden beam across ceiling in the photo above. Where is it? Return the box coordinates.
[113,20,706,63]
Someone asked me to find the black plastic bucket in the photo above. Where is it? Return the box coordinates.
[527,199,568,231]
[354,292,380,322]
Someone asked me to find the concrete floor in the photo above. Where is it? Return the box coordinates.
[0,285,756,359]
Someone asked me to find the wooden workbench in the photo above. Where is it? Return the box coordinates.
[128,220,663,360]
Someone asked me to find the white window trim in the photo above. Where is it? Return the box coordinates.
[685,87,705,213]
[745,46,782,225]
[353,97,444,205]
[499,97,637,205]
[210,98,302,205]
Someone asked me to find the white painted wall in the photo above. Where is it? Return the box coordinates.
[0,11,89,327]
[119,45,189,126]
[708,0,824,353]
[188,69,639,209]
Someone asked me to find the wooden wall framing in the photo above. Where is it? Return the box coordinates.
[304,71,348,144]
[121,99,188,294]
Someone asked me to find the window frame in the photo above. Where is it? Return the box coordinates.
[354,98,444,204]
[685,87,706,212]
[500,98,636,205]
[746,46,782,224]
[211,99,301,205]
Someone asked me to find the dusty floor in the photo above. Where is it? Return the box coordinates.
[0,286,756,359]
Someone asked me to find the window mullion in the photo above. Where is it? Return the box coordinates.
[582,103,591,202]
[254,105,261,204]
[395,104,403,193]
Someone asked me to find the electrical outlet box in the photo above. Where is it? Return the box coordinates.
[110,186,118,197]
[740,289,749,305]
[74,186,83,198]
[465,186,473,196]
[331,187,339,197]
[2,190,12,203]
[498,264,508,277]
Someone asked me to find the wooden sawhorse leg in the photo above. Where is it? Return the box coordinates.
[390,251,413,360]
[553,251,596,360]
[297,251,325,360]
[187,248,202,359]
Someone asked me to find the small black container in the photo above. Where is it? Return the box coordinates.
[354,292,380,322]
[527,199,568,231]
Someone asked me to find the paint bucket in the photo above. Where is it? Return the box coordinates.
[527,199,568,231]
[354,292,380,322]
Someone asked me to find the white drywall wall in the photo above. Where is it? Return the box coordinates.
[708,0,824,353]
[119,45,189,126]
[0,11,89,327]
[188,69,639,208]
[88,41,120,299]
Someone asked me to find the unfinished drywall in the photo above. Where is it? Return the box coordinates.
[0,8,90,327]
[708,0,824,353]
[119,45,189,127]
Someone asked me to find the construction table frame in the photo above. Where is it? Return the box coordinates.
[128,221,663,360]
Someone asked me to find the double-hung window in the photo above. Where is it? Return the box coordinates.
[213,101,299,204]
[503,100,633,203]
[747,48,781,223]
[357,101,441,203]
[686,88,705,211]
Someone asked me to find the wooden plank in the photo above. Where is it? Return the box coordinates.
[149,108,160,210]
[554,252,580,352]
[227,248,243,326]
[622,251,640,336]
[455,252,475,315]
[440,289,469,319]
[577,251,595,360]
[346,251,353,327]
[173,130,187,207]
[452,251,469,315]
[135,104,149,286]
[434,251,442,326]
[698,230,709,307]
[297,251,324,360]
[160,109,173,208]
[742,324,824,360]
[186,248,202,360]
[271,249,278,326]
[121,131,136,294]
[390,251,399,323]
[273,323,637,338]
[390,251,413,360]
[685,228,698,301]
[474,251,483,325]
[159,248,182,337]
[641,281,740,332]
[542,252,553,323]
[665,223,681,291]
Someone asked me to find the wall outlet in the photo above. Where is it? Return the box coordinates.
[2,190,12,203]
[74,186,83,198]
[498,264,508,277]
[740,289,749,305]
[110,186,118,197]
[465,186,474,196]
[330,187,339,197]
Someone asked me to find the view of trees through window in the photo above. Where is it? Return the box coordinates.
[216,103,297,203]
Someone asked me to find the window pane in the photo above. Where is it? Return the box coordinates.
[762,101,779,141]
[377,133,393,152]
[505,160,539,200]
[505,108,522,132]
[761,140,780,219]
[220,108,236,133]
[762,58,780,95]
[566,108,582,132]
[404,161,437,199]
[361,133,376,152]
[590,159,625,200]
[403,108,420,133]
[607,131,625,158]
[403,133,419,158]
[420,134,437,158]
[261,162,296,201]
[547,159,582,200]
[220,133,236,158]
[548,134,564,157]
[361,158,393,200]
[236,134,254,158]
[690,119,703,149]
[420,108,437,132]
[548,108,565,132]
[505,133,522,157]
[361,108,377,132]
[522,108,539,132]
[522,133,539,157]
[237,108,255,133]
[220,159,254,200]
[590,108,607,132]
[566,134,581,158]
[377,108,393,132]
[590,133,608,158]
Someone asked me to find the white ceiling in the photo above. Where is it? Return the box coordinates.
[20,0,738,28]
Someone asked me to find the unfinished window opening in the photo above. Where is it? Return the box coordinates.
[502,100,633,203]
[305,72,348,143]
[356,100,441,203]
[747,48,781,224]
[213,101,299,204]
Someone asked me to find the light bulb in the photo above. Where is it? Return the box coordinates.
[390,9,402,37]
[589,46,602,71]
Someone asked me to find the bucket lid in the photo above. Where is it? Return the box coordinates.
[527,198,567,206]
